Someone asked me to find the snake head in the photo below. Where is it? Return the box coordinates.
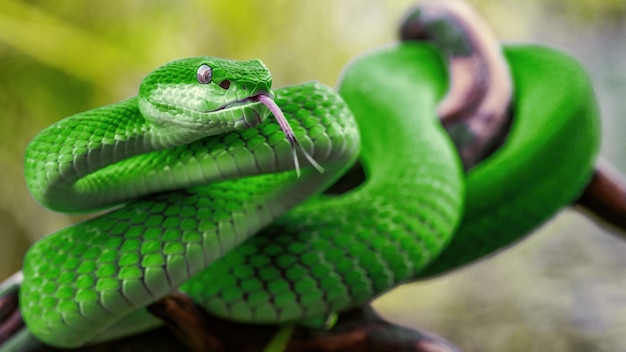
[138,56,274,136]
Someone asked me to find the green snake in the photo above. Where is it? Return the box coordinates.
[7,41,599,348]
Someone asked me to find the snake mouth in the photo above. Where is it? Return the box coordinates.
[212,95,265,112]
[212,90,275,112]
[212,91,282,130]
[213,94,273,130]
[147,92,271,116]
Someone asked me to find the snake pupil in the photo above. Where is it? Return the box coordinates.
[196,64,212,84]
[219,80,231,90]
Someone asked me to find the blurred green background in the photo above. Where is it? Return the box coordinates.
[1,0,625,351]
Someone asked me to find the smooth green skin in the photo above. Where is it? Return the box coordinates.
[17,44,598,348]
[419,44,600,277]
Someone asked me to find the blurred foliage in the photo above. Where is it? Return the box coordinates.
[0,0,625,351]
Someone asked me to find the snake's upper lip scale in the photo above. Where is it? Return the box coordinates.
[146,94,267,115]
[212,95,264,112]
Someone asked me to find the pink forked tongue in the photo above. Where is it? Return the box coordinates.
[257,94,324,177]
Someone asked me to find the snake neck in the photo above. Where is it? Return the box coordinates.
[25,96,280,213]
[24,97,199,213]
[25,83,360,214]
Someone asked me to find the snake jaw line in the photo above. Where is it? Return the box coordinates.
[257,94,324,177]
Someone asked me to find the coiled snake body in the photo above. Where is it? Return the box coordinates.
[17,43,598,348]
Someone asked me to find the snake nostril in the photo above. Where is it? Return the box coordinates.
[219,80,231,90]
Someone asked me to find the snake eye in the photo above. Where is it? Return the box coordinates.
[196,64,212,84]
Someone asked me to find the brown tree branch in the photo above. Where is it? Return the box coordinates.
[143,295,463,352]
[0,272,24,346]
[576,162,626,235]
[2,295,461,352]
[0,296,23,346]
[401,1,626,234]
[400,0,513,170]
[146,292,223,352]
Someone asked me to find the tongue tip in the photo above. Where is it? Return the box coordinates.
[300,144,325,174]
[258,94,324,176]
[291,142,325,178]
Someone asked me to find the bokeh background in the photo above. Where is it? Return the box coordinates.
[0,0,625,351]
